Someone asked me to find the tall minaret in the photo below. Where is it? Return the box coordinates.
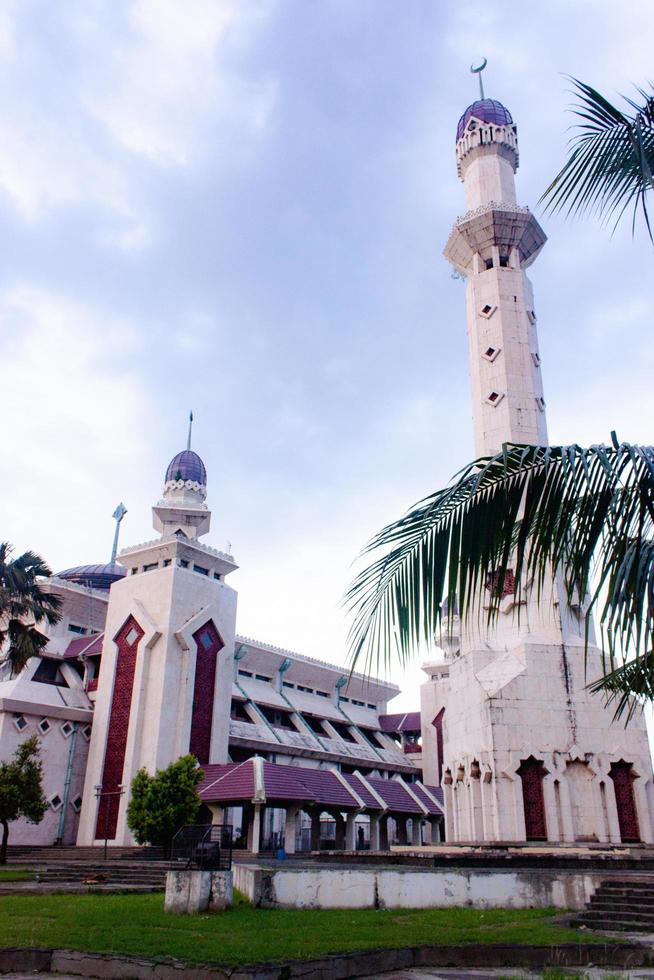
[444,88,548,456]
[419,76,654,848]
[77,427,238,846]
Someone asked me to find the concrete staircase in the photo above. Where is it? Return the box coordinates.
[576,879,654,932]
[7,845,165,863]
[33,861,172,889]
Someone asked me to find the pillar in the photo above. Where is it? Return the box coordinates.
[208,804,224,824]
[247,803,262,855]
[411,817,422,846]
[369,814,381,851]
[379,815,389,850]
[345,813,357,851]
[429,817,442,843]
[309,809,321,851]
[334,812,345,850]
[284,806,299,854]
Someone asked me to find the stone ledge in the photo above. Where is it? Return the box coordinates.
[0,943,651,980]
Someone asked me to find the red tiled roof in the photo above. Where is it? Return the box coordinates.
[367,776,417,813]
[261,762,313,802]
[62,634,104,659]
[289,768,357,808]
[342,772,380,808]
[379,711,421,733]
[411,782,444,814]
[197,763,236,796]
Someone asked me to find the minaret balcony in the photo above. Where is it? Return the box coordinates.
[444,202,546,277]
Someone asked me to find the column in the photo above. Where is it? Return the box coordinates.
[369,814,381,851]
[333,812,345,850]
[379,815,389,850]
[411,818,422,846]
[429,817,442,843]
[208,804,224,824]
[309,809,321,851]
[345,813,357,851]
[285,806,300,854]
[247,803,262,855]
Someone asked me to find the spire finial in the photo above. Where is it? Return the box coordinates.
[470,57,487,100]
[187,411,193,451]
[110,502,128,563]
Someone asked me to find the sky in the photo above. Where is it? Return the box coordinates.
[2,0,652,711]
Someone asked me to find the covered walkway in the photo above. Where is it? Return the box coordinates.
[199,758,444,854]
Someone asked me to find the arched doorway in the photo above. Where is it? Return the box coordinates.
[610,761,640,843]
[517,756,547,841]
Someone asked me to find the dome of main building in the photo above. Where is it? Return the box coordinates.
[165,449,207,485]
[456,99,513,141]
[56,562,127,591]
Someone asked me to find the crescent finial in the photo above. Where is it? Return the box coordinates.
[470,57,487,99]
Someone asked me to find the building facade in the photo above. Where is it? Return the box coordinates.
[1,446,439,850]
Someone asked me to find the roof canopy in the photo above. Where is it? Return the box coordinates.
[199,759,442,815]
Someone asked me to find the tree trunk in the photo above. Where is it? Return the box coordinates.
[0,820,9,865]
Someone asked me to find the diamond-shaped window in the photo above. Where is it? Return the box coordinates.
[125,627,139,646]
[482,346,501,363]
[38,718,51,735]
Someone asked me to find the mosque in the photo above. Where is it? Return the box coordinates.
[1,83,653,852]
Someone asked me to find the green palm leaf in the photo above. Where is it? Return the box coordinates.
[345,439,654,713]
[0,542,62,676]
[540,78,654,240]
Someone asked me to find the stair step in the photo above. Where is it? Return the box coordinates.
[590,898,654,910]
[577,916,654,933]
[579,910,654,925]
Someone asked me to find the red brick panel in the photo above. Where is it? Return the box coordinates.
[189,621,223,764]
[95,616,144,840]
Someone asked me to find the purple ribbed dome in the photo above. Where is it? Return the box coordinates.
[456,99,513,141]
[57,563,126,591]
[165,450,207,485]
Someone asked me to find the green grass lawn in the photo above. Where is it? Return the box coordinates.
[0,892,602,968]
[0,868,35,882]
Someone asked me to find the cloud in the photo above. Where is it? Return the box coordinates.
[0,0,275,247]
[0,285,153,561]
[85,0,276,167]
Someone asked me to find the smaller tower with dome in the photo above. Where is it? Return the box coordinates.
[77,417,238,847]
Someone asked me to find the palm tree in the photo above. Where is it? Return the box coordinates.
[540,77,654,240]
[0,542,62,675]
[345,439,654,716]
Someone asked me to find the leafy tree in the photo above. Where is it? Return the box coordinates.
[346,439,653,717]
[126,755,202,856]
[0,542,62,676]
[540,77,654,240]
[0,736,48,863]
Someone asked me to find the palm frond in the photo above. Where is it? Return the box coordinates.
[0,541,62,674]
[588,651,654,724]
[539,77,654,240]
[345,439,654,690]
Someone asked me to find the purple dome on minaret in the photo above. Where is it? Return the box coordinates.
[456,99,514,141]
[165,450,207,485]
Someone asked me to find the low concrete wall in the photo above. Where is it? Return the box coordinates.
[235,863,606,910]
[165,870,232,914]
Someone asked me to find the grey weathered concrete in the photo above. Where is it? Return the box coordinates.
[234,862,612,910]
[164,869,232,914]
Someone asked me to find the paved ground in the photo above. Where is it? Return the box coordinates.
[371,972,654,979]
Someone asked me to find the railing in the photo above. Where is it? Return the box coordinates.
[171,824,232,870]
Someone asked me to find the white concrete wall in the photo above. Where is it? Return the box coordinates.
[234,863,603,911]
